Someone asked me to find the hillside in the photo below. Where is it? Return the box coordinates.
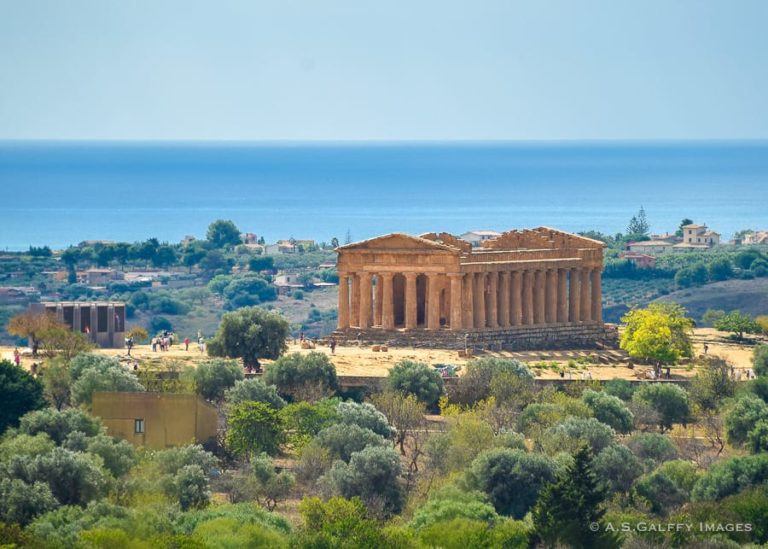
[654,277,768,321]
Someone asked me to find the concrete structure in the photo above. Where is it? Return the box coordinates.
[92,392,218,449]
[335,228,614,350]
[32,301,126,348]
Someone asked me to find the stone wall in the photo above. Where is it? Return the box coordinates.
[332,322,618,351]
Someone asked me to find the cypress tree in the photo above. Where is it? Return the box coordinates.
[531,446,619,548]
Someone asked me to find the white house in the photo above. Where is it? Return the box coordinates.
[460,230,502,247]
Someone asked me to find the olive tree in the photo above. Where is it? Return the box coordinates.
[207,307,289,369]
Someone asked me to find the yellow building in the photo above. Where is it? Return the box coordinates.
[92,392,218,449]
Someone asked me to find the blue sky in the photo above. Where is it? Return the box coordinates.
[1,0,766,140]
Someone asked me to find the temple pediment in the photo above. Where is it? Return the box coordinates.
[337,233,459,253]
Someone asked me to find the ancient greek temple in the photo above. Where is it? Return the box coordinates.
[335,228,613,349]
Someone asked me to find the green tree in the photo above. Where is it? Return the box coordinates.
[675,218,694,237]
[386,360,444,408]
[582,390,634,433]
[225,453,295,510]
[18,408,102,445]
[626,206,650,238]
[70,362,145,408]
[0,478,58,526]
[168,465,211,511]
[620,303,694,367]
[541,417,616,455]
[192,358,243,402]
[264,352,338,402]
[754,345,768,377]
[689,357,736,411]
[224,378,286,409]
[206,219,242,248]
[714,310,762,341]
[593,444,642,493]
[278,399,340,449]
[295,496,386,548]
[448,357,533,406]
[207,307,289,370]
[0,359,45,433]
[708,258,734,281]
[221,274,277,309]
[371,391,425,455]
[625,432,678,470]
[725,394,768,447]
[464,448,557,518]
[23,447,108,506]
[532,446,617,548]
[313,424,388,462]
[7,311,60,357]
[227,401,284,457]
[249,256,274,272]
[320,446,405,516]
[336,401,393,438]
[85,434,137,477]
[410,486,500,530]
[692,453,768,501]
[632,383,690,432]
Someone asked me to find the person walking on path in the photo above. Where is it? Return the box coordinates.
[184,337,190,351]
[13,347,21,367]
[329,337,336,355]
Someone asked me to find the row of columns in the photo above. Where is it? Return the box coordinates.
[338,267,602,331]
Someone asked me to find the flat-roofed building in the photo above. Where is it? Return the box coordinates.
[92,392,218,449]
[31,300,126,348]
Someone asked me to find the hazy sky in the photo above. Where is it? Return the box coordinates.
[1,0,767,140]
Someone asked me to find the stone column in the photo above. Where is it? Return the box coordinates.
[381,273,395,330]
[569,268,581,323]
[359,273,373,329]
[462,273,474,328]
[337,274,350,329]
[533,270,546,324]
[545,269,557,324]
[90,305,98,341]
[405,273,418,330]
[498,271,510,327]
[486,271,498,328]
[374,276,383,327]
[591,269,602,323]
[510,271,522,326]
[474,273,486,329]
[449,273,463,330]
[427,273,441,330]
[107,304,116,344]
[557,269,568,323]
[522,270,534,325]
[73,305,82,333]
[351,274,360,327]
[55,304,64,323]
[580,267,592,322]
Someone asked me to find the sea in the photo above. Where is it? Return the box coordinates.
[1,141,767,251]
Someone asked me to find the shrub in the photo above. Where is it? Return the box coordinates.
[336,401,393,438]
[725,394,768,446]
[582,390,634,433]
[23,447,108,506]
[224,378,286,410]
[632,383,690,432]
[754,345,768,377]
[625,432,678,469]
[0,359,45,433]
[226,401,284,458]
[593,444,642,493]
[541,417,616,455]
[278,399,340,449]
[386,360,444,408]
[264,352,338,402]
[313,424,388,462]
[464,448,557,519]
[692,454,768,501]
[448,358,533,406]
[410,486,500,530]
[320,446,404,516]
[0,478,58,526]
[604,379,635,401]
[18,408,102,445]
[193,359,243,402]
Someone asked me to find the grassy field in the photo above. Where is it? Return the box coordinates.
[655,277,768,322]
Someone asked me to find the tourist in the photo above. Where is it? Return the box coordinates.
[30,362,38,377]
[329,337,337,354]
[151,337,157,352]
[198,336,205,353]
[703,343,709,355]
[13,347,21,367]
[125,336,134,356]
[184,337,190,351]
